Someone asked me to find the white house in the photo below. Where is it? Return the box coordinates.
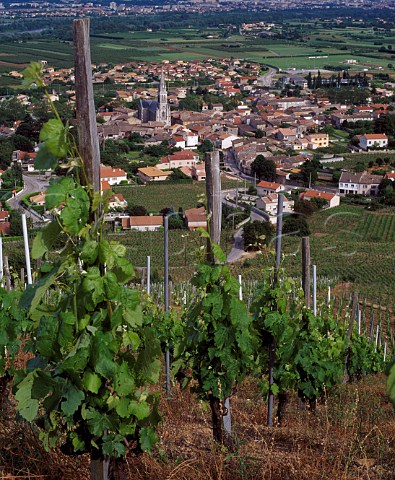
[109,193,128,210]
[359,133,388,150]
[338,172,383,196]
[300,189,340,208]
[216,133,239,150]
[256,193,294,214]
[100,165,128,185]
[121,215,163,231]
[156,150,199,170]
[257,180,285,196]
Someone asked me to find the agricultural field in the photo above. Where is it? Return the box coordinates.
[328,152,395,170]
[113,177,241,214]
[108,227,235,282]
[1,21,395,78]
[239,205,395,302]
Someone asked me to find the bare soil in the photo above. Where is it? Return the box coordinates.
[0,374,393,480]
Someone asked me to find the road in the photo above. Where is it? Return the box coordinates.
[8,173,51,223]
[257,67,277,88]
[227,228,244,263]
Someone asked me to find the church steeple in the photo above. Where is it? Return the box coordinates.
[158,70,167,105]
[156,69,170,126]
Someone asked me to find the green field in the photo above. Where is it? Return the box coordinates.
[113,178,241,214]
[1,22,395,78]
[240,205,395,302]
[328,153,395,169]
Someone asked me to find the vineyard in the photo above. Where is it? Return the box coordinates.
[237,205,395,302]
[113,178,241,214]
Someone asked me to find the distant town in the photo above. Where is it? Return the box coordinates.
[0,0,394,19]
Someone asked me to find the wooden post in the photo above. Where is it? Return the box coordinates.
[205,149,230,441]
[74,18,109,480]
[302,237,310,308]
[343,290,358,383]
[73,18,101,193]
[205,150,222,248]
[90,457,109,480]
[268,194,284,427]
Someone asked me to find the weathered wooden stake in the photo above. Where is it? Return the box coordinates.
[302,237,310,308]
[206,150,231,440]
[238,274,242,301]
[343,290,358,383]
[205,150,222,248]
[73,17,109,480]
[73,18,101,193]
[268,194,284,427]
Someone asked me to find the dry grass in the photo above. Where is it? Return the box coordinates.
[0,374,394,480]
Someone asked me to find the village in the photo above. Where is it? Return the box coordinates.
[1,55,395,238]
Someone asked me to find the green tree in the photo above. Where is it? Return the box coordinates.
[300,158,321,187]
[0,140,15,169]
[9,210,28,236]
[354,162,366,173]
[1,163,23,189]
[283,216,310,236]
[243,220,275,250]
[126,204,148,216]
[251,155,276,181]
[0,97,27,127]
[179,94,203,111]
[197,139,214,154]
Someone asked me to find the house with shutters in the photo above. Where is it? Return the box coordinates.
[300,189,340,208]
[100,165,128,185]
[257,180,285,196]
[338,172,383,196]
[359,133,388,151]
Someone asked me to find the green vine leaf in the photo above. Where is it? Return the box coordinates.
[32,221,62,260]
[39,119,68,159]
[61,384,85,417]
[22,61,44,87]
[82,371,102,394]
[139,427,157,452]
[35,144,60,171]
[15,372,39,422]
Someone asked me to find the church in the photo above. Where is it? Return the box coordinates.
[137,71,171,126]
